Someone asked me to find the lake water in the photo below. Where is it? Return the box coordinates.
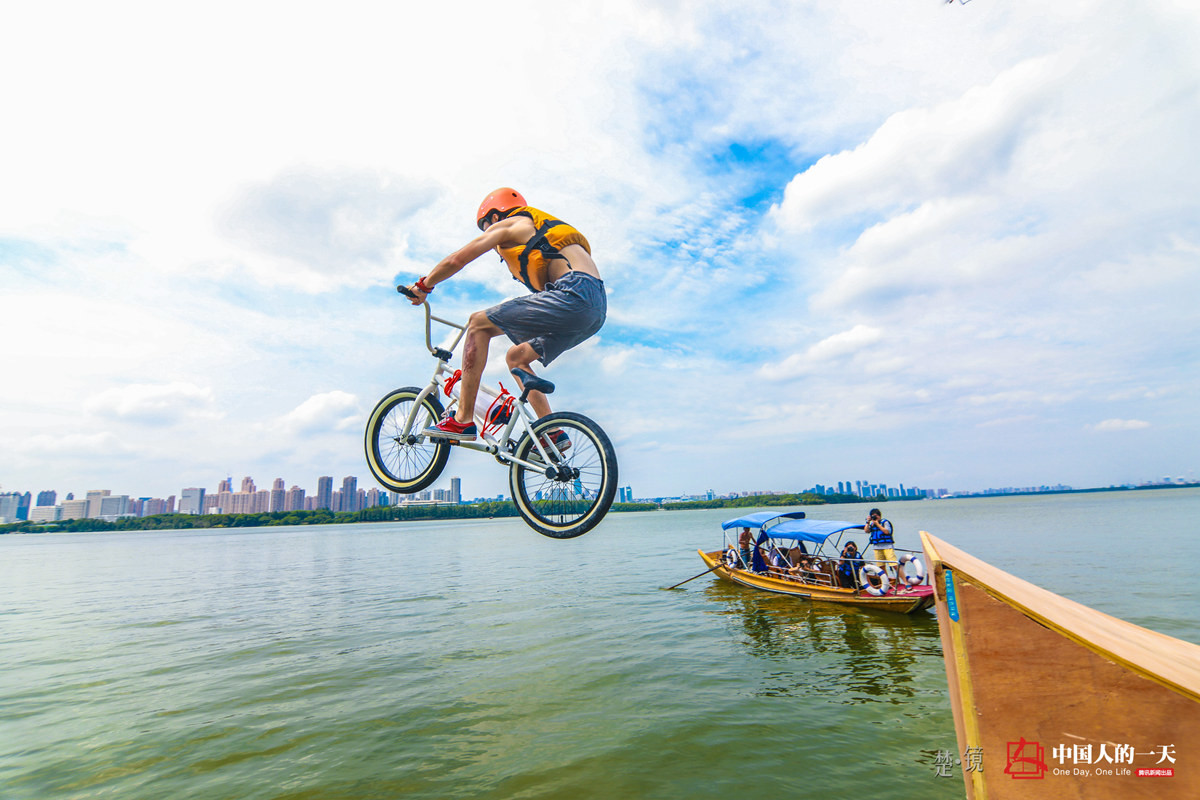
[2,488,1198,799]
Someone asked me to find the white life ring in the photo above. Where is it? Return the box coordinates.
[859,564,891,596]
[898,553,926,585]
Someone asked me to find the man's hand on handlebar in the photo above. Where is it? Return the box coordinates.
[397,276,433,305]
[405,283,427,305]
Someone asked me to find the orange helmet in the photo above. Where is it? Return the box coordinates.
[476,187,526,230]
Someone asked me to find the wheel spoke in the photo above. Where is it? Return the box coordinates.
[510,412,616,538]
[365,388,450,493]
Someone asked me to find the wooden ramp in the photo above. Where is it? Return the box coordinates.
[922,532,1200,800]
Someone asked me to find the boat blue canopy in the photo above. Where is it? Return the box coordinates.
[721,511,807,530]
[722,515,864,547]
[722,511,865,545]
[763,519,866,545]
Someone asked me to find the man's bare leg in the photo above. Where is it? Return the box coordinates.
[454,311,504,425]
[505,342,551,419]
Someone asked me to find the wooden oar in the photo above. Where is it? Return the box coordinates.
[661,560,726,590]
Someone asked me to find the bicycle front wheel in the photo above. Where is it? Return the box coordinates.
[509,411,618,539]
[364,386,450,493]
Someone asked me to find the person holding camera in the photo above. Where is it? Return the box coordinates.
[865,508,899,587]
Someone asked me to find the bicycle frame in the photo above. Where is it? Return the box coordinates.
[398,299,562,472]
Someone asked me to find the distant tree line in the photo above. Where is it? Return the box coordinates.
[0,499,660,534]
[660,492,872,510]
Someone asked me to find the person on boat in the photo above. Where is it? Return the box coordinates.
[865,509,899,586]
[836,540,864,589]
[785,544,817,582]
[767,545,791,576]
[406,188,607,445]
[737,527,754,570]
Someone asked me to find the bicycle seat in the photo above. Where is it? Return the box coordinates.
[510,368,555,395]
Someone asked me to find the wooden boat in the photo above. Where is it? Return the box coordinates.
[921,531,1200,799]
[697,511,935,614]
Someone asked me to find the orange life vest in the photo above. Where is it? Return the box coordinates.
[496,206,591,292]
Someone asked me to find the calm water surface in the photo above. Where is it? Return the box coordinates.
[2,489,1197,799]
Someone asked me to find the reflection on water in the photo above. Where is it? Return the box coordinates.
[702,580,941,703]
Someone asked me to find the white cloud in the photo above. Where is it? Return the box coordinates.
[17,432,131,457]
[1091,419,1151,432]
[276,392,362,436]
[768,325,884,380]
[214,168,442,293]
[771,56,1063,233]
[86,382,218,425]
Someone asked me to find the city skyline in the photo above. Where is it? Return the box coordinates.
[1,472,464,524]
[5,466,1195,526]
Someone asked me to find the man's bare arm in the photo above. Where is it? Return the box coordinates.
[406,216,535,302]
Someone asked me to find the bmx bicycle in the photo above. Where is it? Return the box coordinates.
[364,285,618,538]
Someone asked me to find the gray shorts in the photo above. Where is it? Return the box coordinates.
[485,271,607,366]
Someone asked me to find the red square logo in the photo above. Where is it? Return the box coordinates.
[1005,739,1048,780]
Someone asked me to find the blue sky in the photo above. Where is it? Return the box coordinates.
[2,0,1198,502]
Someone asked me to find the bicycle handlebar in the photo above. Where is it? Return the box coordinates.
[397,282,464,359]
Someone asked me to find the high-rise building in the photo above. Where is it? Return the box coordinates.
[253,490,271,513]
[36,490,57,507]
[143,498,170,516]
[60,499,88,520]
[285,485,305,512]
[230,491,253,515]
[98,495,130,519]
[341,477,358,512]
[0,493,21,524]
[85,490,111,519]
[218,477,232,493]
[316,476,333,510]
[29,505,60,523]
[450,477,461,505]
[241,476,256,494]
[271,479,285,512]
[179,488,206,515]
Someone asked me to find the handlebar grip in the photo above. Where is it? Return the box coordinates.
[397,284,418,299]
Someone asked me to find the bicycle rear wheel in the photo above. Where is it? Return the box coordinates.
[509,411,618,539]
[364,386,450,493]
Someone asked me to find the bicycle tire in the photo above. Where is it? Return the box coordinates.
[364,387,450,493]
[508,411,618,539]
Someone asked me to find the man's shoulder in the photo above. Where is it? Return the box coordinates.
[495,213,538,244]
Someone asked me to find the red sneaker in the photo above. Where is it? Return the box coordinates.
[539,428,571,453]
[423,416,477,442]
